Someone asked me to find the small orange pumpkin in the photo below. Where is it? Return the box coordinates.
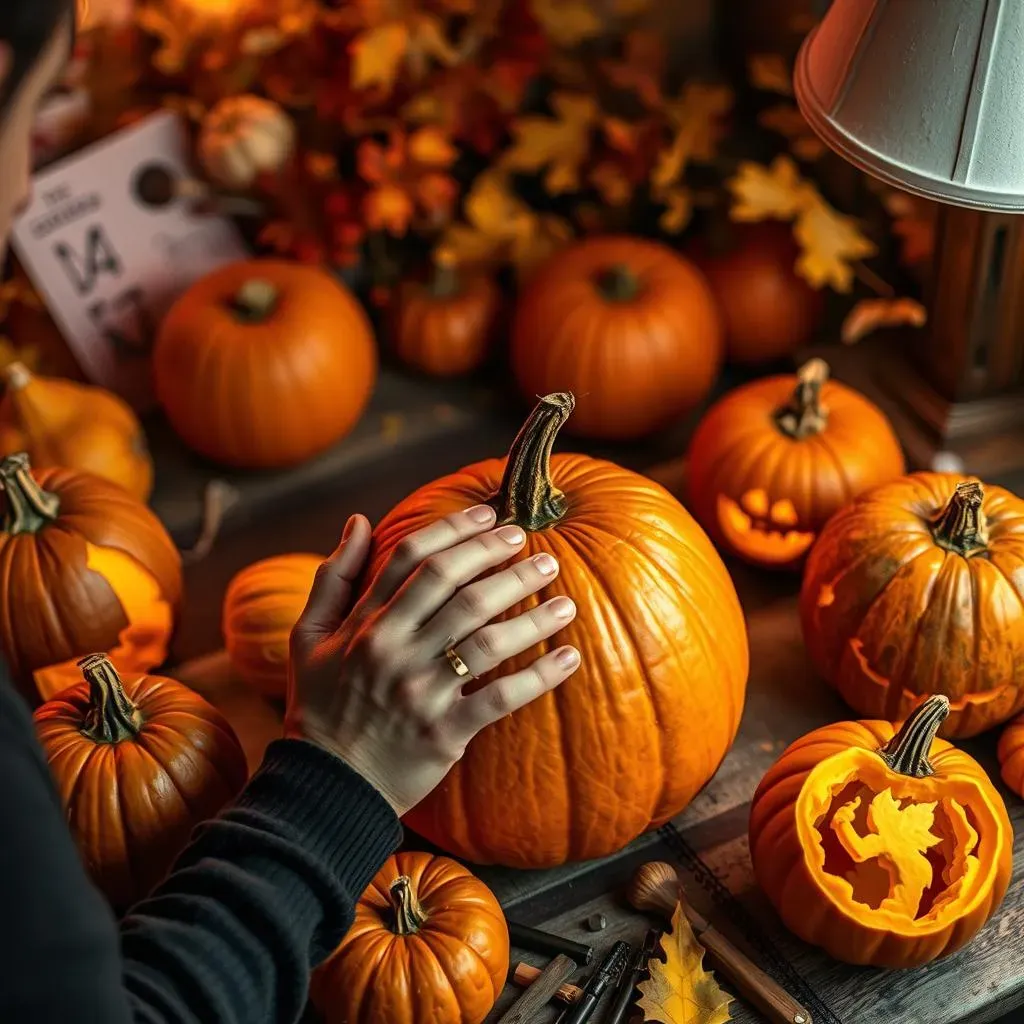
[311,851,509,1024]
[687,358,905,569]
[34,654,248,911]
[749,695,1013,969]
[222,552,322,698]
[510,236,722,440]
[152,260,377,469]
[391,249,501,377]
[998,714,1024,798]
[801,474,1024,737]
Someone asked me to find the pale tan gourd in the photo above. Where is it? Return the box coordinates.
[198,95,296,191]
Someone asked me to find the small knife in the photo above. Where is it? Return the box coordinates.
[497,954,578,1023]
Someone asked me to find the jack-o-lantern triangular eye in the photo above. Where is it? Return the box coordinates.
[770,498,799,526]
[740,489,770,517]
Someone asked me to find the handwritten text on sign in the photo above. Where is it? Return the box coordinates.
[12,111,249,411]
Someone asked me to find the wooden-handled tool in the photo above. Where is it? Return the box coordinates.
[513,962,583,1003]
[627,861,813,1024]
[497,954,578,1023]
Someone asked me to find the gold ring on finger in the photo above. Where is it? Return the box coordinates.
[444,636,476,680]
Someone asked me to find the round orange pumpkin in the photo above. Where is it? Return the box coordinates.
[312,852,509,1024]
[687,358,905,570]
[510,236,722,440]
[34,654,248,911]
[749,695,1013,968]
[222,552,323,698]
[365,392,749,867]
[800,474,1024,737]
[997,714,1024,798]
[0,451,182,704]
[152,259,377,469]
[391,249,500,377]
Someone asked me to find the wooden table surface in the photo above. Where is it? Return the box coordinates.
[160,365,1024,1024]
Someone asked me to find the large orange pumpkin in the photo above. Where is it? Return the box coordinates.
[510,236,722,440]
[687,358,905,570]
[0,452,182,704]
[222,552,323,698]
[152,259,377,469]
[34,654,248,911]
[801,474,1024,738]
[311,852,509,1024]
[365,392,748,867]
[749,695,1013,968]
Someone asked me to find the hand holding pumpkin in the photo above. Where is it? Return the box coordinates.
[285,507,581,816]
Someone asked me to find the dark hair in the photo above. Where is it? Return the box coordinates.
[0,0,74,112]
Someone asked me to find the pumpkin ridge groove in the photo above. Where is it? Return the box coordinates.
[33,530,84,678]
[406,924,464,1019]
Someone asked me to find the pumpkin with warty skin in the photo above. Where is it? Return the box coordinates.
[365,392,749,867]
[800,474,1024,738]
[223,552,323,698]
[687,358,905,570]
[153,260,377,469]
[312,851,509,1024]
[510,236,723,440]
[997,714,1024,799]
[749,695,1013,968]
[391,249,501,377]
[0,452,182,704]
[34,654,249,911]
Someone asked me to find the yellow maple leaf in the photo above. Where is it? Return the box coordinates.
[748,53,793,95]
[530,0,603,47]
[841,297,927,344]
[350,13,457,93]
[638,902,732,1024]
[653,83,732,190]
[727,156,811,222]
[501,92,599,195]
[794,190,877,292]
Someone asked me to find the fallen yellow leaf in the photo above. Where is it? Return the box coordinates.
[841,297,927,344]
[350,22,409,91]
[727,155,810,222]
[638,902,732,1024]
[748,53,793,95]
[794,191,877,291]
[530,0,603,47]
[653,83,732,189]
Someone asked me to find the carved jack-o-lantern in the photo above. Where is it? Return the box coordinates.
[687,359,906,570]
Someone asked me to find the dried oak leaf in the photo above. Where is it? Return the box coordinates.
[638,902,732,1024]
[758,104,827,161]
[841,297,927,344]
[652,83,733,190]
[727,155,810,222]
[529,0,603,47]
[501,92,600,195]
[794,190,877,292]
[748,53,793,96]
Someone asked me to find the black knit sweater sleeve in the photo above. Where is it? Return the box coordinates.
[0,677,402,1024]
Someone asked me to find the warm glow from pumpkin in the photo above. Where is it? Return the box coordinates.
[716,490,816,566]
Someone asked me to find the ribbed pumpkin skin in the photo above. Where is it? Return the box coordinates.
[366,453,749,867]
[800,472,1024,737]
[510,236,722,440]
[312,852,508,1024]
[223,552,322,697]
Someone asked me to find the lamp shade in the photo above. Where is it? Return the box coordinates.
[794,0,1024,211]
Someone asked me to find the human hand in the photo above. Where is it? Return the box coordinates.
[284,505,581,817]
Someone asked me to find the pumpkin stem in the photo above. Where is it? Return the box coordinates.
[932,481,989,556]
[0,452,60,534]
[879,695,950,777]
[429,247,462,298]
[389,875,427,935]
[231,279,279,322]
[79,654,143,744]
[596,263,641,302]
[775,358,830,439]
[492,393,573,531]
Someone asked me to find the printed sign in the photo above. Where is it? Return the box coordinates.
[12,110,249,410]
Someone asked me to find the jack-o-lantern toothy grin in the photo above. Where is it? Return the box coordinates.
[717,488,815,565]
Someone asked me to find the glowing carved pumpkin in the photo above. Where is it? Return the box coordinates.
[749,696,1013,968]
[687,358,905,569]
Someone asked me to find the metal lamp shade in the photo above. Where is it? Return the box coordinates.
[794,0,1024,211]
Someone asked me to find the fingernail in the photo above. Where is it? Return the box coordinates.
[340,516,356,542]
[466,504,495,523]
[497,526,526,545]
[556,647,581,669]
[550,597,575,619]
[533,553,558,575]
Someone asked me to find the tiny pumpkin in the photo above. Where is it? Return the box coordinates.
[222,552,322,698]
[0,452,182,704]
[687,358,905,570]
[391,249,501,377]
[152,260,377,469]
[34,654,248,911]
[0,361,153,501]
[749,696,1013,968]
[801,474,1024,737]
[198,94,296,191]
[997,714,1024,799]
[510,236,723,440]
[311,851,509,1024]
